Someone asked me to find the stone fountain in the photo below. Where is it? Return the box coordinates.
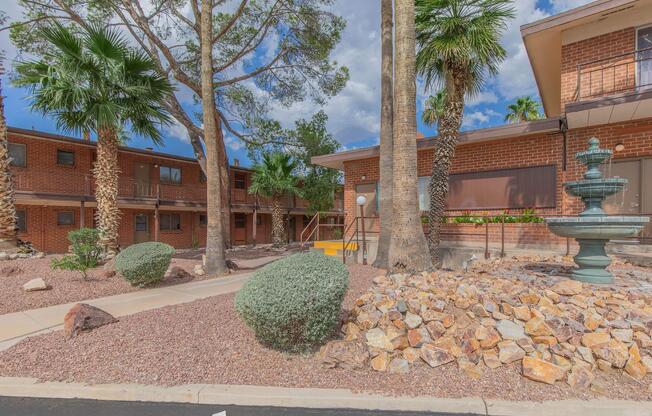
[546,137,649,284]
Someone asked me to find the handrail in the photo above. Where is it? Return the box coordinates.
[343,216,359,263]
[300,212,320,249]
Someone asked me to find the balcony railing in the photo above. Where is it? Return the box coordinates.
[575,47,652,102]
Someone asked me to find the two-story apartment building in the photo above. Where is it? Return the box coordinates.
[7,127,343,253]
[313,0,652,251]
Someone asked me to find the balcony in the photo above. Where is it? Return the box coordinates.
[567,47,652,128]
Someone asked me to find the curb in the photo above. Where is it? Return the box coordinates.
[0,377,651,415]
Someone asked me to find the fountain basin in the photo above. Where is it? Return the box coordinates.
[546,216,649,240]
[563,178,627,199]
[546,216,649,284]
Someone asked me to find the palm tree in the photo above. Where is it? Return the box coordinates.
[388,0,432,273]
[14,23,173,254]
[373,0,394,270]
[422,90,446,127]
[416,0,514,265]
[505,96,541,123]
[0,61,17,250]
[249,153,302,248]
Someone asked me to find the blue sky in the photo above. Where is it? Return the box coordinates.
[1,0,592,167]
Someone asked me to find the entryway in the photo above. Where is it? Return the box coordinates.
[134,213,150,243]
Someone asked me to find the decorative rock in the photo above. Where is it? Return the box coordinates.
[498,340,525,364]
[319,340,369,370]
[458,358,483,379]
[496,319,526,340]
[641,355,652,373]
[365,328,394,351]
[193,264,205,276]
[567,365,594,389]
[63,303,117,338]
[405,312,423,329]
[420,344,454,368]
[407,327,430,348]
[371,351,389,372]
[425,321,446,340]
[0,252,7,261]
[356,310,381,330]
[165,266,193,280]
[23,278,49,292]
[522,356,566,385]
[344,322,361,341]
[479,326,501,349]
[624,344,647,380]
[402,347,420,363]
[525,317,553,337]
[611,328,633,343]
[388,358,410,374]
[591,340,629,369]
[551,280,583,296]
[581,332,611,348]
[519,293,540,305]
[513,305,531,321]
[483,348,502,369]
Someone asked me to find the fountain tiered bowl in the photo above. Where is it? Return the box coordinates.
[546,137,649,284]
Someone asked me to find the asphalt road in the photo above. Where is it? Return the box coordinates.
[0,396,482,416]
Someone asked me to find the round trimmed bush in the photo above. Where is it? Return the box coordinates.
[115,242,175,287]
[235,251,349,352]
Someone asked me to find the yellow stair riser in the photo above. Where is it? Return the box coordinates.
[314,241,358,251]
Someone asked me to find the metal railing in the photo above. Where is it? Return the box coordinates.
[575,46,652,101]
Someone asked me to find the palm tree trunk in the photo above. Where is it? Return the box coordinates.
[0,70,17,249]
[373,0,394,270]
[201,0,227,274]
[271,196,285,248]
[427,71,465,265]
[94,129,120,253]
[388,0,432,273]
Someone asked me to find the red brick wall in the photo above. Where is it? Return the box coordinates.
[561,28,636,111]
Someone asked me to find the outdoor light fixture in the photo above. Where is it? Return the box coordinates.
[356,195,367,206]
[361,175,366,180]
[614,143,625,152]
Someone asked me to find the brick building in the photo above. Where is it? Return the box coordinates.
[7,127,343,253]
[313,0,652,252]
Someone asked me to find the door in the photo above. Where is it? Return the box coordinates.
[134,163,151,197]
[288,216,296,243]
[637,26,652,89]
[233,213,247,245]
[355,183,379,232]
[134,214,150,243]
[643,159,652,242]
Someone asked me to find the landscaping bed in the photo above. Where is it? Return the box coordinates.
[0,261,650,401]
[0,255,205,315]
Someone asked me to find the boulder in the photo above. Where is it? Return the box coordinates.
[513,305,531,321]
[165,266,193,280]
[567,365,594,389]
[525,317,553,337]
[63,303,117,338]
[591,340,629,369]
[496,319,526,340]
[102,258,117,278]
[23,278,49,292]
[611,328,633,343]
[624,344,647,380]
[365,328,394,351]
[498,340,525,364]
[581,332,611,348]
[420,344,455,368]
[522,356,567,385]
[319,340,369,370]
[482,348,502,369]
[551,280,583,296]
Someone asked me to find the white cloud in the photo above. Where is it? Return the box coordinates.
[461,109,501,129]
[224,134,244,151]
[164,118,191,143]
[549,0,594,13]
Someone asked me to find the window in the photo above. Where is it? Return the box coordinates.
[160,213,181,230]
[199,214,207,226]
[303,215,311,227]
[234,213,246,228]
[135,214,148,232]
[416,165,557,211]
[8,143,26,167]
[199,171,207,183]
[256,215,262,225]
[160,166,181,184]
[16,210,26,232]
[234,173,246,189]
[57,211,74,226]
[57,150,75,166]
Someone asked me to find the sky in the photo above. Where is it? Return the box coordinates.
[0,0,594,167]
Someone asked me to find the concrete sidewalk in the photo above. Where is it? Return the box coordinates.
[0,273,251,351]
[0,377,650,415]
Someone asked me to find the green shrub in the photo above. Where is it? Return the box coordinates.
[51,228,102,279]
[115,242,175,287]
[235,251,349,352]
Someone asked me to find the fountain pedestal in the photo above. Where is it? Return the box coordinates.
[545,138,649,284]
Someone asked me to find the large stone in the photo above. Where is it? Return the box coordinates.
[388,358,410,374]
[522,356,567,385]
[496,319,526,340]
[567,365,594,389]
[498,340,525,364]
[551,280,583,296]
[483,348,502,369]
[425,321,446,340]
[611,328,633,343]
[581,332,611,348]
[479,326,501,349]
[458,358,483,379]
[420,344,455,368]
[320,340,369,370]
[63,303,117,338]
[402,347,420,363]
[407,327,430,348]
[193,264,205,276]
[371,351,389,372]
[23,278,49,292]
[365,328,394,351]
[405,312,423,329]
[356,310,381,330]
[591,340,629,368]
[525,317,553,337]
[624,344,647,380]
[165,266,193,280]
[513,305,531,321]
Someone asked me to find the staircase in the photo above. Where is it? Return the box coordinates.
[313,240,358,257]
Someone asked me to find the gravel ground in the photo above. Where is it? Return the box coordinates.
[0,264,649,401]
[0,255,206,315]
